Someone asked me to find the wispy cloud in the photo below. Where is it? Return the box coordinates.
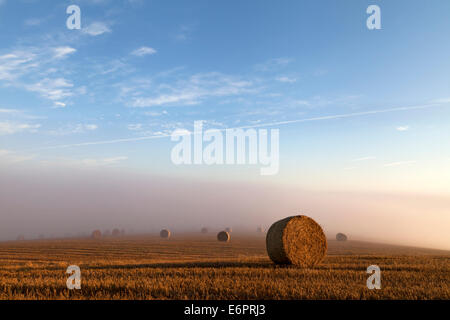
[0,50,37,81]
[255,58,293,72]
[384,160,417,167]
[82,22,111,36]
[53,102,66,108]
[127,124,143,131]
[53,47,76,59]
[129,72,256,107]
[131,47,157,57]
[431,98,450,104]
[396,125,410,131]
[173,25,195,42]
[276,76,297,83]
[0,149,35,164]
[26,78,74,101]
[36,102,447,150]
[0,122,41,135]
[0,108,19,114]
[49,123,98,136]
[78,156,128,167]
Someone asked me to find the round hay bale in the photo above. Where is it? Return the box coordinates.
[91,230,102,239]
[112,228,121,237]
[160,229,171,239]
[225,227,232,233]
[201,227,209,234]
[336,233,348,241]
[217,231,230,242]
[266,215,327,267]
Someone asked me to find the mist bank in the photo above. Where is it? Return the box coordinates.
[0,165,449,250]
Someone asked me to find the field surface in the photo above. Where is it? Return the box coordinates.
[0,234,448,300]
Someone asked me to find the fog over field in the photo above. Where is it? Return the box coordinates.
[1,164,449,251]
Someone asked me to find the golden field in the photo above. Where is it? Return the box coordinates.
[0,233,448,300]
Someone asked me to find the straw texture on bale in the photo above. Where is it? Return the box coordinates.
[336,233,348,241]
[201,227,209,234]
[91,230,102,239]
[217,231,230,242]
[160,229,171,239]
[266,215,327,267]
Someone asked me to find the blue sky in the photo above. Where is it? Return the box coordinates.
[1,0,450,194]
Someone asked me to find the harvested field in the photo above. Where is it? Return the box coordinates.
[0,234,448,300]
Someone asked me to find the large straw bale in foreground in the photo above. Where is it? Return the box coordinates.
[266,215,327,267]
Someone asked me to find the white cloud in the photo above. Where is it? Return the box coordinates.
[79,156,128,167]
[130,72,256,107]
[84,124,98,131]
[0,122,41,135]
[49,123,98,136]
[396,126,410,131]
[0,149,35,164]
[82,22,111,36]
[0,50,37,81]
[0,108,19,114]
[276,76,297,83]
[384,160,417,167]
[431,98,450,104]
[144,110,168,117]
[131,47,157,57]
[53,102,66,108]
[127,124,143,131]
[26,78,73,101]
[255,58,293,72]
[53,47,76,59]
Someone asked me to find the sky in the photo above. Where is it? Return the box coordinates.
[0,1,449,249]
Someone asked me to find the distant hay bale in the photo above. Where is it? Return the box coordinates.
[112,228,121,237]
[16,235,25,241]
[266,215,327,267]
[201,227,209,234]
[160,229,171,239]
[217,231,230,242]
[91,230,102,239]
[120,229,126,236]
[336,233,348,241]
[225,227,232,233]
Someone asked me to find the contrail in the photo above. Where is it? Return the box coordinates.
[37,103,444,150]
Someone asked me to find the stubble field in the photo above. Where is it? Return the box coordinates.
[0,233,448,300]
